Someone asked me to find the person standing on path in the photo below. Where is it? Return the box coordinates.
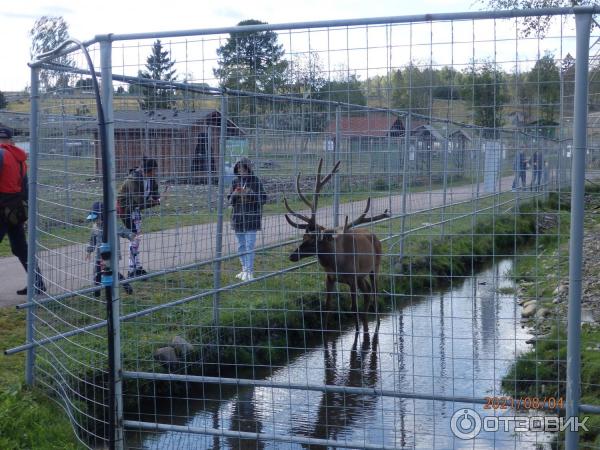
[227,157,267,281]
[530,149,544,191]
[0,124,46,295]
[117,157,161,278]
[513,149,528,190]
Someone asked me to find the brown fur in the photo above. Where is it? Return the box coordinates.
[285,158,387,330]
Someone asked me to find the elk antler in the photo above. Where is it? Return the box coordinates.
[284,158,341,230]
[341,198,391,232]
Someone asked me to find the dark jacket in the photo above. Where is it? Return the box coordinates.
[117,167,160,215]
[228,174,267,232]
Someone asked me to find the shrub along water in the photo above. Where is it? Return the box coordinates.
[502,185,600,446]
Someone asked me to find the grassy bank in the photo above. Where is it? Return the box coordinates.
[5,190,555,446]
[0,307,82,449]
[501,185,600,447]
[37,192,553,439]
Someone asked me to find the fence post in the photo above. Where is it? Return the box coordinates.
[99,38,124,450]
[565,8,592,450]
[399,113,411,262]
[207,126,213,213]
[213,94,228,326]
[25,66,41,386]
[333,105,341,228]
[441,123,449,235]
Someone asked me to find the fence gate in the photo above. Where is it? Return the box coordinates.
[7,6,600,450]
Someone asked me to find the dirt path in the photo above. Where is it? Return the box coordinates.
[0,176,517,307]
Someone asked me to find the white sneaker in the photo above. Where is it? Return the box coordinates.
[244,271,254,281]
[235,271,245,280]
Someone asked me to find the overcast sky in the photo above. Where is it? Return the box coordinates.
[0,0,581,92]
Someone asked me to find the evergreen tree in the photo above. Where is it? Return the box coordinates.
[139,39,177,110]
[214,20,288,94]
[0,90,7,110]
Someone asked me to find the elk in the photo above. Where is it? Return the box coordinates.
[284,159,389,331]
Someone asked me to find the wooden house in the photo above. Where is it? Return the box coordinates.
[91,109,244,183]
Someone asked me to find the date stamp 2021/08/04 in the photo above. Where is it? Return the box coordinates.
[484,396,564,411]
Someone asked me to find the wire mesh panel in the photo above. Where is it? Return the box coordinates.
[11,7,600,450]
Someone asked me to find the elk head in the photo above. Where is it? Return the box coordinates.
[284,158,387,262]
[284,158,338,262]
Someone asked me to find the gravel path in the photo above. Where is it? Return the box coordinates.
[0,175,516,307]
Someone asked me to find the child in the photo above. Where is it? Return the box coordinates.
[85,201,133,297]
[117,157,161,278]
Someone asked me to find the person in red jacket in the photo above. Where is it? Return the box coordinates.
[0,124,46,295]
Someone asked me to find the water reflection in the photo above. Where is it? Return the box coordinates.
[132,259,549,449]
[226,388,265,450]
[292,330,380,448]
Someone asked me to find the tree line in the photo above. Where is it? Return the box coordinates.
[10,11,600,134]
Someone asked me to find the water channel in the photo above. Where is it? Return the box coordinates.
[127,259,554,449]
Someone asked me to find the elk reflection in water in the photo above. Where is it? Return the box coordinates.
[290,329,381,448]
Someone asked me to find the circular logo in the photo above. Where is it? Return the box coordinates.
[450,408,482,440]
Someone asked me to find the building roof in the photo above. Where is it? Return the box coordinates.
[412,124,446,141]
[111,109,227,130]
[325,112,403,137]
[77,108,244,135]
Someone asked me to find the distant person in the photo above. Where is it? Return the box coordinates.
[530,150,544,191]
[227,157,267,281]
[85,201,133,297]
[0,124,46,295]
[513,150,527,190]
[117,157,161,278]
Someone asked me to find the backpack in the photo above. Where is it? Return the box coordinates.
[0,149,28,226]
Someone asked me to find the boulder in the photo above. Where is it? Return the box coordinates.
[171,336,194,360]
[154,346,178,369]
[536,307,551,318]
[522,303,537,318]
[522,299,537,309]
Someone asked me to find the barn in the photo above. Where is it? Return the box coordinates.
[92,109,245,183]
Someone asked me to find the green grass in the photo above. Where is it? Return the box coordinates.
[26,192,549,407]
[0,239,10,257]
[0,307,82,449]
[500,184,600,447]
[2,190,554,445]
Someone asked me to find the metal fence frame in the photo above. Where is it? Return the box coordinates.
[8,5,600,449]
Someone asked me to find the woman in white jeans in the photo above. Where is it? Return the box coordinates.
[227,158,267,281]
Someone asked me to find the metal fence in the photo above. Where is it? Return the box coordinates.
[6,5,600,449]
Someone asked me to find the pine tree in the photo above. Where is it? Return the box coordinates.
[214,20,288,94]
[139,40,177,110]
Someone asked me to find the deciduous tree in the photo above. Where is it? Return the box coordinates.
[29,16,73,90]
[462,61,508,135]
[479,0,596,37]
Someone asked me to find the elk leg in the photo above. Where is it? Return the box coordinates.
[324,275,336,329]
[348,279,362,332]
[357,277,372,332]
[369,271,380,328]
